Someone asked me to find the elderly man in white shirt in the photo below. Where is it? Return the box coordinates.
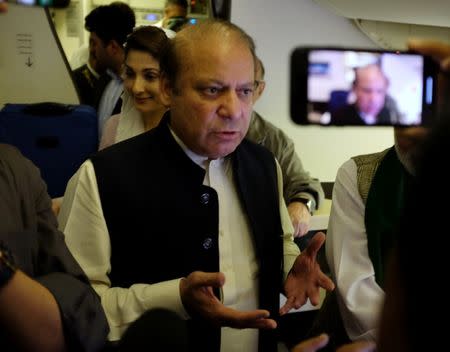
[326,126,429,346]
[59,19,334,352]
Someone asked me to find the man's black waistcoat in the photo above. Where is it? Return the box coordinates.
[91,116,284,352]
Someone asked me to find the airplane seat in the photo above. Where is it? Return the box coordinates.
[0,103,98,198]
[328,90,350,116]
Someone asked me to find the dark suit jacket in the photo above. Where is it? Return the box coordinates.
[330,103,392,125]
[72,64,102,108]
[72,65,121,115]
[91,113,284,352]
[0,144,109,351]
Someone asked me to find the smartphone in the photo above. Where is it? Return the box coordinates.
[290,47,440,126]
[11,0,70,7]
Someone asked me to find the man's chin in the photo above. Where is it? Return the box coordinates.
[206,144,239,159]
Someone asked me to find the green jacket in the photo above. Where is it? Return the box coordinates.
[246,111,324,210]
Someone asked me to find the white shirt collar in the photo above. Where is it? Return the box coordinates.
[359,112,377,125]
[106,68,121,81]
[168,126,224,169]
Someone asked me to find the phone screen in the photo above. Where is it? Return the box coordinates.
[290,47,438,126]
[13,0,69,7]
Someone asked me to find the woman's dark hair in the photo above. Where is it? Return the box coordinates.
[124,26,170,61]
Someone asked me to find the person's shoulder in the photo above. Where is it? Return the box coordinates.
[0,144,39,180]
[331,104,361,124]
[95,128,158,158]
[72,65,92,84]
[91,129,161,175]
[353,148,390,160]
[332,103,353,115]
[0,143,26,164]
[0,143,21,154]
[337,158,357,175]
[334,158,359,191]
[161,27,176,38]
[72,64,87,74]
[351,147,391,167]
[95,73,113,90]
[239,136,275,161]
[248,111,290,143]
[105,114,120,129]
[251,111,280,132]
[99,114,121,150]
[339,148,392,178]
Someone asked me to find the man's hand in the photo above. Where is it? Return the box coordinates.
[291,334,330,352]
[281,232,334,315]
[180,271,277,329]
[408,39,450,71]
[336,341,376,352]
[288,201,311,237]
[51,198,62,217]
[408,39,450,113]
[0,1,7,13]
[291,334,376,352]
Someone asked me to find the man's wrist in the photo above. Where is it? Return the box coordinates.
[0,242,17,289]
[290,197,314,214]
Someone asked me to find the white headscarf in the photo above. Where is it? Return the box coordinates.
[115,90,146,144]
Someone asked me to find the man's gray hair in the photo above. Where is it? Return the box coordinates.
[160,19,257,91]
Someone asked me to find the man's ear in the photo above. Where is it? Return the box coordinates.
[107,40,122,56]
[159,73,172,108]
[108,40,117,50]
[253,80,266,103]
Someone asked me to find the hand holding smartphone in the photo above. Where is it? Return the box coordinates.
[290,47,439,126]
[8,0,69,7]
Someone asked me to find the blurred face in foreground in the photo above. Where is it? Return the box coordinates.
[160,29,256,159]
[394,126,429,173]
[0,2,7,12]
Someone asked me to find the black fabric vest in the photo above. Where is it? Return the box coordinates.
[90,116,284,352]
[364,147,411,287]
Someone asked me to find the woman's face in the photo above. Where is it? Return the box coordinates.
[123,49,165,115]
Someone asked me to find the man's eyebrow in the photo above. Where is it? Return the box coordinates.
[196,77,224,84]
[239,81,257,88]
[142,68,160,72]
[194,79,255,88]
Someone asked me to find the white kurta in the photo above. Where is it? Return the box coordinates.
[58,130,299,350]
[326,159,384,341]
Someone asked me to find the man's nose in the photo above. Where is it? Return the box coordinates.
[218,91,242,119]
